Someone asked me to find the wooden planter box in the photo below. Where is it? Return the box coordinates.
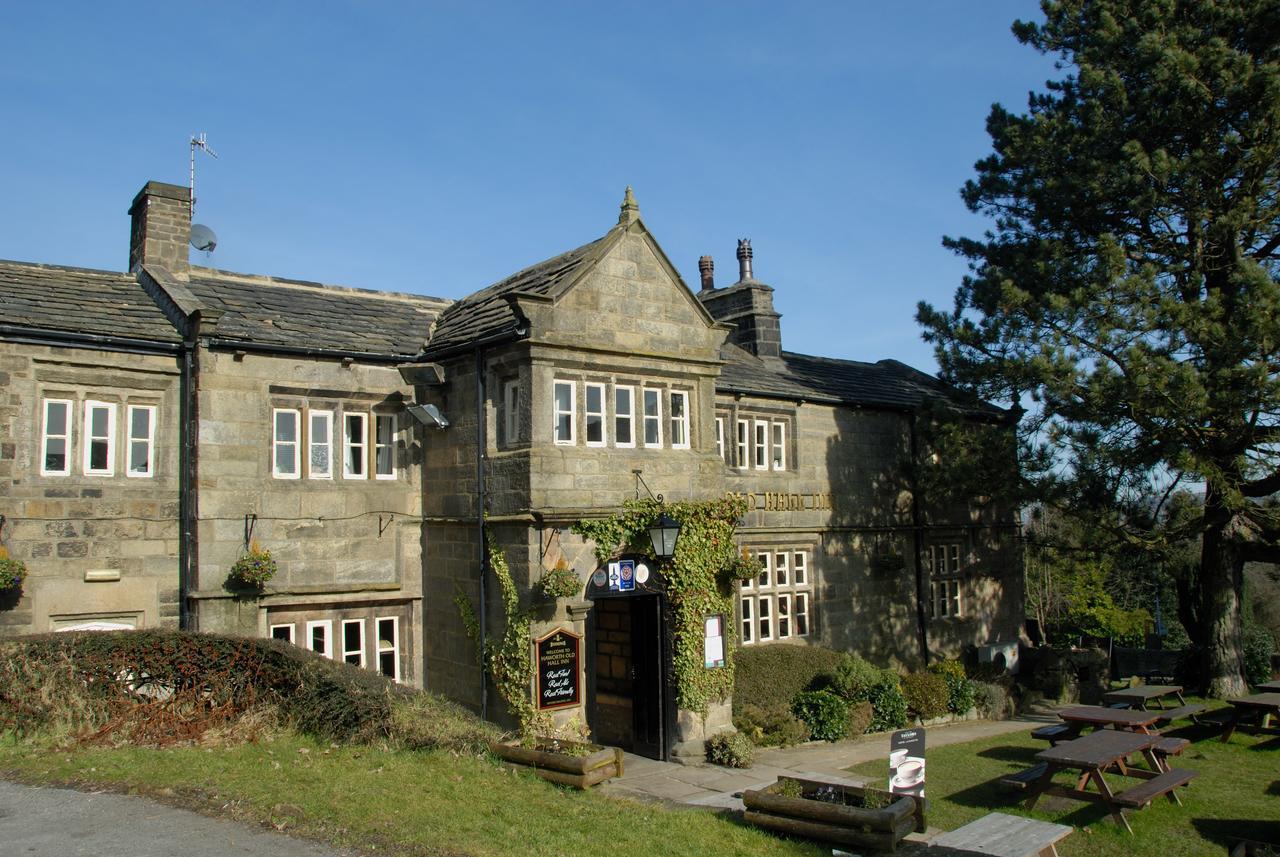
[743,776,926,852]
[490,739,624,789]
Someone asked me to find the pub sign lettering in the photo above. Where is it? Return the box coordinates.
[535,628,581,710]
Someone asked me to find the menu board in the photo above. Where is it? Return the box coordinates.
[535,628,581,710]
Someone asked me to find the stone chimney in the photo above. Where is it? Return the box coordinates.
[696,238,782,359]
[128,181,191,275]
[698,256,715,292]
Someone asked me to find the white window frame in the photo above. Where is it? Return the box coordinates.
[757,595,773,642]
[715,417,726,462]
[125,404,157,478]
[756,551,771,589]
[272,408,301,479]
[777,592,792,639]
[642,387,662,447]
[740,596,754,644]
[793,551,807,586]
[753,419,768,470]
[584,382,607,447]
[376,616,401,682]
[932,578,963,618]
[270,623,295,644]
[308,410,334,480]
[342,619,366,667]
[40,398,72,476]
[343,412,369,479]
[774,551,789,586]
[669,390,690,449]
[771,421,786,470]
[614,385,635,448]
[736,419,750,470]
[83,400,117,476]
[553,380,576,445]
[306,619,333,659]
[374,413,397,480]
[795,591,810,638]
[502,379,520,444]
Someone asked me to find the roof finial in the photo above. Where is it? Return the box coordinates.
[618,185,640,225]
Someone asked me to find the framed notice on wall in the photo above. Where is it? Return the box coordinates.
[535,628,581,710]
[704,615,725,668]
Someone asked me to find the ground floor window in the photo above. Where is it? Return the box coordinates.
[269,608,405,683]
[928,542,965,618]
[739,548,813,645]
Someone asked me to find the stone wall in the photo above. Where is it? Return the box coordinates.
[0,341,182,633]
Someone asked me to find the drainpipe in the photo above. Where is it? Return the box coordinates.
[475,347,488,720]
[177,312,207,630]
[909,414,930,667]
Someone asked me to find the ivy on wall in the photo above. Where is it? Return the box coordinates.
[572,496,749,714]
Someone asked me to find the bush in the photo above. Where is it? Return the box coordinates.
[929,659,977,714]
[733,644,847,714]
[901,672,950,720]
[0,629,411,745]
[1244,626,1276,686]
[733,703,811,747]
[974,681,1011,720]
[866,670,908,732]
[847,700,874,736]
[389,692,499,756]
[706,731,754,768]
[227,541,277,589]
[535,564,581,599]
[0,547,28,591]
[828,653,882,703]
[792,690,850,742]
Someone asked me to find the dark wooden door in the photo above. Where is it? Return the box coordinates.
[629,595,664,759]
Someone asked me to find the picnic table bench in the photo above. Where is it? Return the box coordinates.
[1005,729,1196,834]
[1102,685,1206,725]
[1220,692,1280,742]
[929,812,1073,857]
[1256,680,1280,693]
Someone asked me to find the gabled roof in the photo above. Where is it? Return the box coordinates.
[186,268,451,358]
[0,260,181,344]
[717,344,1003,417]
[422,233,611,356]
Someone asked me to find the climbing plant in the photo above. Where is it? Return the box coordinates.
[572,496,749,714]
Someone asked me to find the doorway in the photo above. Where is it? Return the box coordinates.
[590,594,666,759]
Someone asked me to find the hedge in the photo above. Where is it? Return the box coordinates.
[732,644,847,713]
[0,629,412,744]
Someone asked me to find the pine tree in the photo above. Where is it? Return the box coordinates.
[919,0,1280,695]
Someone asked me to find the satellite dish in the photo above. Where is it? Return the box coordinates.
[190,223,218,252]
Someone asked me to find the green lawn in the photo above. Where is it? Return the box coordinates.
[0,731,825,857]
[850,716,1280,856]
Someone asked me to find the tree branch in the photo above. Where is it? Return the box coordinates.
[1241,470,1280,498]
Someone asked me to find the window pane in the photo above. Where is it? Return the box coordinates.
[379,651,396,677]
[89,439,109,471]
[670,392,687,446]
[615,387,633,445]
[643,389,660,445]
[45,438,66,472]
[377,618,396,646]
[375,415,395,476]
[129,440,149,473]
[775,552,788,586]
[795,594,809,636]
[271,625,293,642]
[778,593,790,638]
[772,422,785,469]
[311,625,327,653]
[756,552,770,588]
[345,414,366,476]
[585,385,603,444]
[741,597,753,644]
[46,402,67,435]
[554,382,573,443]
[130,408,149,437]
[91,408,108,436]
[276,412,297,443]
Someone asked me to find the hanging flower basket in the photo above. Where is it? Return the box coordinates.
[227,541,277,590]
[726,549,764,582]
[536,562,581,600]
[0,550,27,593]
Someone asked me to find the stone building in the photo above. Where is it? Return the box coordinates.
[0,179,1022,760]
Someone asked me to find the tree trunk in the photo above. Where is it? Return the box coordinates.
[1199,502,1249,698]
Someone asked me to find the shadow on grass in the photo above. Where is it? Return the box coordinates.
[1267,780,1280,797]
[974,745,1040,765]
[945,778,1120,832]
[1192,818,1280,850]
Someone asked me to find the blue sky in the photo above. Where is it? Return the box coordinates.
[1,2,1058,373]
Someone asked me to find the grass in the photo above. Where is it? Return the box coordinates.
[849,711,1280,856]
[0,730,825,857]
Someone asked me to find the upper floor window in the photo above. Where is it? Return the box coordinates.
[343,413,369,479]
[84,401,116,475]
[41,399,71,476]
[502,379,521,445]
[736,419,749,470]
[615,386,635,447]
[928,542,965,618]
[273,409,301,478]
[724,411,790,471]
[715,417,725,462]
[585,383,607,447]
[374,414,397,479]
[669,390,689,449]
[309,410,334,479]
[273,404,400,481]
[554,381,575,445]
[127,405,156,477]
[642,388,662,447]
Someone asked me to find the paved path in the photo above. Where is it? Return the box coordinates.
[600,713,1054,810]
[0,780,353,857]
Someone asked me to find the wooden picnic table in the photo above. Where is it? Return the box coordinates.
[1057,705,1164,736]
[1256,680,1280,693]
[1014,730,1195,834]
[929,811,1073,856]
[1219,692,1280,742]
[1102,684,1187,710]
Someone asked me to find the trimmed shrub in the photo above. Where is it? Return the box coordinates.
[929,659,978,714]
[389,692,499,756]
[0,629,411,744]
[829,653,881,703]
[706,731,755,768]
[733,644,846,714]
[792,690,850,742]
[866,670,908,732]
[975,681,1010,720]
[847,700,874,736]
[901,672,950,720]
[733,703,811,747]
[1244,626,1276,686]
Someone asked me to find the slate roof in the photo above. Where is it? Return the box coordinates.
[186,268,451,358]
[718,345,1003,417]
[0,260,181,344]
[423,233,610,356]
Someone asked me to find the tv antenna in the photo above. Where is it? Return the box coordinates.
[189,133,219,252]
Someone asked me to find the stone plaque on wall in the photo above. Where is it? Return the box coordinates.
[535,628,581,710]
